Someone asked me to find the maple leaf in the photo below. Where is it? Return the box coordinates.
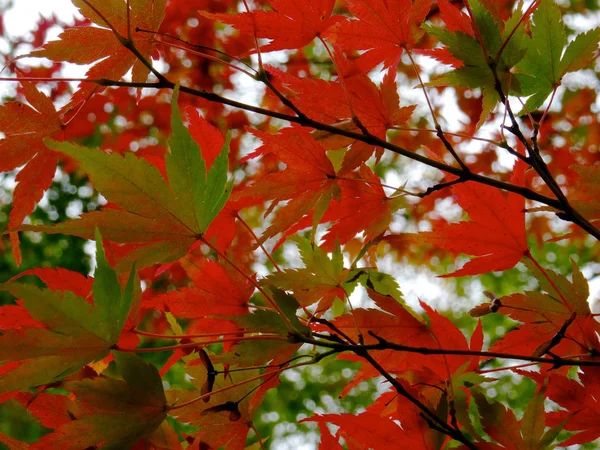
[472,386,565,449]
[329,288,434,396]
[488,259,598,358]
[269,164,405,249]
[0,232,135,394]
[3,0,600,447]
[326,0,433,72]
[320,165,405,249]
[420,302,483,377]
[0,268,93,332]
[544,367,600,446]
[32,352,167,450]
[270,66,414,139]
[212,289,306,367]
[14,391,74,431]
[235,126,338,242]
[378,389,449,449]
[302,410,405,450]
[200,0,341,52]
[0,433,28,450]
[269,66,415,172]
[30,0,166,104]
[264,237,353,311]
[144,259,253,337]
[0,81,62,176]
[12,86,232,270]
[516,0,600,113]
[234,288,309,337]
[436,0,474,36]
[568,164,600,220]
[0,81,64,263]
[418,160,528,277]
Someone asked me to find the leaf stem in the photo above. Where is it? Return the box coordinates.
[135,27,256,72]
[405,46,469,172]
[494,0,541,64]
[235,212,282,272]
[199,236,294,329]
[116,334,287,353]
[152,39,257,79]
[167,354,332,411]
[389,125,503,146]
[133,329,249,339]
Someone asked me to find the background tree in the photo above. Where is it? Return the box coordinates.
[0,0,599,448]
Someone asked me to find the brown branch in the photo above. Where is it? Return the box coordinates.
[292,332,600,369]
[354,345,479,449]
[416,177,466,198]
[5,66,598,239]
[84,78,566,208]
[486,58,600,241]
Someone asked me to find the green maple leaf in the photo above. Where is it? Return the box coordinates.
[0,231,135,394]
[167,87,232,234]
[523,258,590,315]
[424,0,528,126]
[516,0,600,113]
[235,288,309,336]
[264,237,356,310]
[12,85,232,269]
[32,352,167,450]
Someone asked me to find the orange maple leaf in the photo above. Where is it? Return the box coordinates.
[1,82,62,230]
[326,0,433,72]
[0,81,65,264]
[31,0,166,105]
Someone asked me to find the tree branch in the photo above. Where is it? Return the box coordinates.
[5,70,598,239]
[487,61,600,241]
[86,78,567,208]
[292,332,600,369]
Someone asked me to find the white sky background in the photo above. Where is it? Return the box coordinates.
[3,0,77,33]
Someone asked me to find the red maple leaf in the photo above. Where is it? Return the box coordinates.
[545,367,600,446]
[302,410,405,449]
[275,164,404,250]
[436,0,474,36]
[269,65,415,172]
[320,165,404,249]
[327,289,435,396]
[420,301,483,377]
[0,81,64,263]
[235,126,338,241]
[486,261,599,359]
[144,259,252,337]
[326,0,433,72]
[201,0,342,52]
[419,160,528,277]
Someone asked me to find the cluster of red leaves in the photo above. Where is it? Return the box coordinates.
[0,0,599,449]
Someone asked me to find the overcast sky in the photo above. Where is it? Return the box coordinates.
[4,0,77,37]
